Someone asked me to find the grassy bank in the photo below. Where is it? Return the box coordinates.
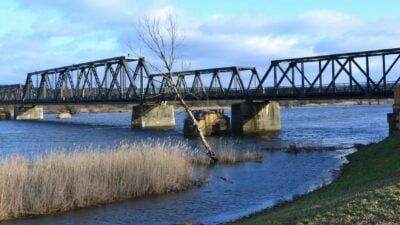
[232,132,400,225]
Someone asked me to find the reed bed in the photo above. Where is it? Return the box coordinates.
[0,139,265,221]
[0,141,196,221]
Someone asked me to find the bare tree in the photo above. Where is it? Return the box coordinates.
[136,15,218,163]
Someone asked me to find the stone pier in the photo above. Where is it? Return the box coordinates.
[14,105,43,120]
[184,110,230,137]
[231,101,281,133]
[0,106,12,120]
[131,104,175,129]
[388,89,400,135]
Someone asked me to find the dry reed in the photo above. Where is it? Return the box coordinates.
[0,140,196,221]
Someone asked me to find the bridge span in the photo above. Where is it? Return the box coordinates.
[1,47,399,135]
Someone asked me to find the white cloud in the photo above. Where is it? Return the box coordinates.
[298,10,364,34]
[0,2,399,85]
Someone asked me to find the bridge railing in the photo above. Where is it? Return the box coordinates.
[248,81,397,100]
[1,81,397,104]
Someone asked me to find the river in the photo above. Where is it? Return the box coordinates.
[0,104,390,225]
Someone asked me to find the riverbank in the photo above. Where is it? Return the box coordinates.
[41,98,392,114]
[231,132,400,224]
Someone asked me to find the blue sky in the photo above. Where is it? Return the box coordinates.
[0,0,399,83]
[174,0,399,19]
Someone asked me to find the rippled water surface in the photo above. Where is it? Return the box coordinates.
[0,104,390,225]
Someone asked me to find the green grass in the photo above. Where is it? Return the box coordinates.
[232,132,400,225]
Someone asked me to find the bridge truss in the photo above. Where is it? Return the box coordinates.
[0,47,400,105]
[1,56,155,104]
[259,47,400,100]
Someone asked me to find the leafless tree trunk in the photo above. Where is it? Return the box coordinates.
[136,15,218,163]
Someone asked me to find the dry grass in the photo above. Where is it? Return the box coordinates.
[0,139,264,221]
[0,140,196,221]
[192,150,264,166]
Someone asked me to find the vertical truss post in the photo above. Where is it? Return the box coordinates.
[301,62,305,96]
[120,62,125,98]
[318,60,322,93]
[331,58,335,94]
[291,64,295,95]
[59,72,65,100]
[382,54,387,90]
[36,75,39,100]
[366,56,370,94]
[139,58,144,104]
[273,64,278,95]
[349,58,353,93]
[86,67,92,99]
[39,73,47,100]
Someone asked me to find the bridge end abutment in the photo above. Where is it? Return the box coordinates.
[14,105,43,120]
[231,101,281,133]
[131,103,175,129]
[184,110,230,137]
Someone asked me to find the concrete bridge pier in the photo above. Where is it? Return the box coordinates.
[231,101,281,133]
[0,106,13,120]
[14,105,43,120]
[388,89,400,135]
[184,110,230,137]
[131,103,175,129]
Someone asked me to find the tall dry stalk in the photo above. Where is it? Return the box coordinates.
[136,16,217,163]
[0,141,196,221]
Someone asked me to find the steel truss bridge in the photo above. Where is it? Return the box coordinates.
[1,48,400,105]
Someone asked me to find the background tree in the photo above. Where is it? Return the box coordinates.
[136,15,218,163]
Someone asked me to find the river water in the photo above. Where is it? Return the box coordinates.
[0,104,390,225]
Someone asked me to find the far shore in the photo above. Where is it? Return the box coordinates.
[42,98,393,114]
